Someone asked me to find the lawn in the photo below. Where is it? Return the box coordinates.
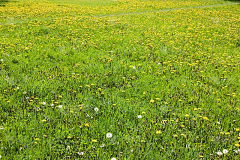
[0,0,240,159]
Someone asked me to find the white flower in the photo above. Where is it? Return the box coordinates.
[0,126,3,130]
[217,122,220,124]
[0,59,3,61]
[0,155,1,158]
[94,107,99,112]
[23,91,27,94]
[223,149,228,154]
[132,66,136,69]
[234,149,240,154]
[26,97,30,100]
[111,158,117,160]
[66,145,70,150]
[58,105,63,108]
[106,133,112,138]
[138,115,142,119]
[16,87,19,90]
[50,104,54,107]
[77,152,84,155]
[100,144,105,147]
[216,151,223,156]
[42,102,46,105]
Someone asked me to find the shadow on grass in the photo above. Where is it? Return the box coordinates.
[0,0,17,7]
[225,0,240,2]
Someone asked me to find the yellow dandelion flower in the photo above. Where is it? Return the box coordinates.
[150,99,155,103]
[85,123,89,127]
[92,139,97,143]
[236,128,239,131]
[203,117,209,121]
[235,143,240,147]
[185,114,189,117]
[173,134,178,138]
[35,138,39,141]
[42,119,46,122]
[142,111,146,114]
[156,130,161,134]
[225,132,230,135]
[180,125,185,128]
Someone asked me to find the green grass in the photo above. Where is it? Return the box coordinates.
[0,0,240,159]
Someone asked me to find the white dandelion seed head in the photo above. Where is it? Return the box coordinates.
[132,66,136,69]
[216,151,223,156]
[106,133,113,138]
[223,149,228,154]
[138,115,142,119]
[42,102,46,105]
[58,105,63,108]
[23,91,27,94]
[94,107,99,112]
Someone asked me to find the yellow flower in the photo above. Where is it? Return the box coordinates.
[150,99,155,103]
[235,143,240,147]
[203,117,209,121]
[236,128,240,131]
[85,123,89,127]
[180,125,185,128]
[156,130,161,134]
[173,134,178,138]
[67,136,72,139]
[35,138,39,141]
[185,114,189,117]
[92,139,97,142]
[42,119,47,122]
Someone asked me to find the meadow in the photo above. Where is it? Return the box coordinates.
[0,0,240,159]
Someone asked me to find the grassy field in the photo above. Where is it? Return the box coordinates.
[0,0,240,159]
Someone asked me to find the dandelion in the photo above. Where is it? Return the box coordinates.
[66,145,70,150]
[106,133,112,138]
[42,119,46,122]
[94,107,99,112]
[156,130,161,134]
[223,149,228,154]
[216,151,223,156]
[35,138,39,141]
[150,99,155,103]
[23,91,27,94]
[132,66,136,69]
[138,115,142,119]
[50,104,54,106]
[16,87,19,90]
[42,102,46,105]
[0,59,3,61]
[100,144,105,147]
[111,158,117,160]
[92,139,97,143]
[58,105,63,108]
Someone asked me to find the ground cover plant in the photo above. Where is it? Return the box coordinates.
[0,0,240,159]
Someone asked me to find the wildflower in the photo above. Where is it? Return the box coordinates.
[217,122,220,124]
[77,152,84,155]
[156,130,161,134]
[94,107,99,112]
[106,133,112,138]
[100,144,105,147]
[42,102,46,105]
[111,158,117,160]
[236,128,240,131]
[0,126,3,130]
[66,146,70,150]
[16,87,19,90]
[142,111,146,114]
[92,139,97,142]
[235,143,240,147]
[23,91,27,94]
[150,99,154,103]
[58,105,63,108]
[203,117,209,121]
[35,138,39,141]
[180,125,185,128]
[0,59,3,61]
[138,115,142,119]
[223,149,228,154]
[234,149,240,154]
[216,151,223,156]
[67,136,72,139]
[50,104,54,106]
[132,66,136,69]
[199,155,203,158]
[173,134,178,138]
[42,119,46,122]
[185,114,189,117]
[85,123,89,127]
